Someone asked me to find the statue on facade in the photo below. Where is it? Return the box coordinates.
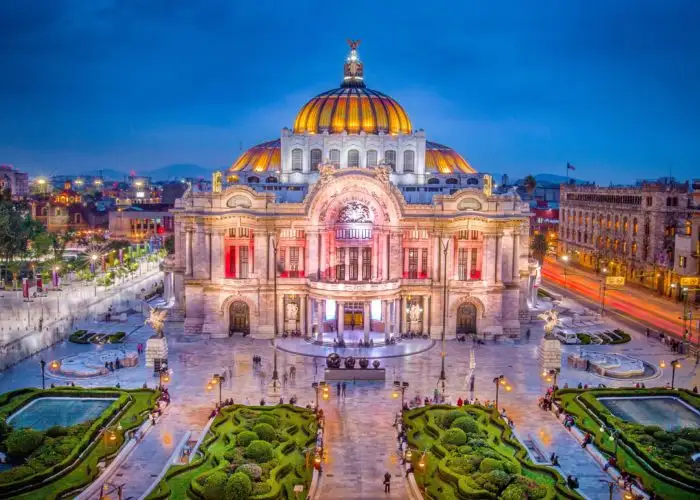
[212,171,223,193]
[374,164,391,183]
[285,302,299,321]
[408,303,422,323]
[538,309,559,338]
[146,307,168,338]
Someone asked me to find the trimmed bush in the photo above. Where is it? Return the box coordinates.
[442,428,467,446]
[501,482,527,500]
[5,428,45,460]
[488,469,511,489]
[244,440,274,463]
[202,471,228,500]
[252,423,276,442]
[255,415,276,427]
[45,426,69,438]
[451,416,479,435]
[439,409,464,429]
[225,472,252,499]
[479,457,504,473]
[236,430,258,447]
[236,463,262,480]
[252,482,272,495]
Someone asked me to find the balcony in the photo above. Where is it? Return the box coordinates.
[307,276,400,293]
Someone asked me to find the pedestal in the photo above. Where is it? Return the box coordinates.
[145,336,169,368]
[538,336,561,371]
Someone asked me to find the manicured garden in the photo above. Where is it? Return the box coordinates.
[555,388,700,499]
[0,386,158,499]
[146,405,317,500]
[575,328,631,345]
[403,405,581,499]
[69,329,126,344]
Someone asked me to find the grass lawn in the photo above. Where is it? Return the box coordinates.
[146,404,317,500]
[403,405,580,500]
[0,387,157,500]
[556,388,700,499]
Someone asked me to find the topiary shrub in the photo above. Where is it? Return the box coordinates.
[439,410,464,429]
[237,463,262,481]
[0,417,12,441]
[653,430,674,443]
[255,415,276,427]
[671,443,689,455]
[442,428,467,446]
[202,471,228,500]
[225,472,252,499]
[501,482,527,500]
[644,425,663,435]
[451,416,479,435]
[244,440,274,463]
[252,482,272,495]
[5,428,45,460]
[252,423,276,442]
[487,469,511,489]
[479,457,504,473]
[45,425,69,438]
[236,430,258,447]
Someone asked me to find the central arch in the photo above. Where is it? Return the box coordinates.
[228,301,250,336]
[456,303,477,335]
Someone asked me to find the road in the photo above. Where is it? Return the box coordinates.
[541,257,697,342]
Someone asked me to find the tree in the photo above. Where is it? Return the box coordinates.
[523,175,537,194]
[0,199,44,263]
[164,235,175,255]
[531,233,548,265]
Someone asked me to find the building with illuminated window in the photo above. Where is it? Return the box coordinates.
[164,42,536,340]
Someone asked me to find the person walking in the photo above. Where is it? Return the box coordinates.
[342,382,347,398]
[337,382,341,398]
[383,471,391,493]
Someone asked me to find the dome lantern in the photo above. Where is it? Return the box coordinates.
[342,39,365,88]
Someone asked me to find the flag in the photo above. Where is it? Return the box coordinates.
[567,162,576,171]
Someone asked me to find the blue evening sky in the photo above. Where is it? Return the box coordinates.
[1,1,698,184]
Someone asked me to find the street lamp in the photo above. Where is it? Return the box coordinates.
[599,424,620,455]
[493,375,510,409]
[40,359,46,390]
[209,373,226,405]
[270,236,281,396]
[158,362,171,388]
[561,254,569,286]
[543,368,560,389]
[312,381,328,409]
[392,380,410,411]
[660,359,682,389]
[438,237,449,399]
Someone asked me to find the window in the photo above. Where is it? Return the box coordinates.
[362,247,371,280]
[680,256,687,268]
[289,247,299,277]
[310,149,322,171]
[247,176,260,183]
[408,249,419,279]
[458,249,469,280]
[421,249,428,277]
[366,150,378,167]
[266,176,277,183]
[446,178,458,185]
[403,150,415,173]
[470,249,478,278]
[384,150,396,170]
[74,213,81,224]
[291,148,303,172]
[239,246,248,279]
[347,149,360,168]
[329,149,340,167]
[336,248,345,280]
[349,247,359,280]
[466,178,479,185]
[633,218,638,235]
[646,196,652,207]
[228,246,236,277]
[279,248,285,274]
[427,177,439,185]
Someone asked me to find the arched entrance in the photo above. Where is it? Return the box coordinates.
[456,303,477,335]
[229,301,249,336]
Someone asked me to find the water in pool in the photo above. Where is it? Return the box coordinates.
[7,397,116,431]
[599,397,700,431]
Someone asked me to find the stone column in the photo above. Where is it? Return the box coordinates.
[381,300,388,336]
[512,232,520,283]
[306,230,319,279]
[496,234,503,283]
[185,227,193,276]
[466,247,472,280]
[193,227,209,279]
[300,295,307,336]
[483,234,495,284]
[248,238,254,278]
[211,229,225,281]
[320,232,328,279]
[422,296,430,334]
[363,301,371,342]
[329,232,336,280]
[344,247,350,281]
[337,302,345,340]
[372,232,379,280]
[277,293,284,335]
[389,233,401,280]
[394,298,400,336]
[400,295,407,334]
[358,247,363,280]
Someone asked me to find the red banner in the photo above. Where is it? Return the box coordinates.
[22,278,29,299]
[36,276,43,293]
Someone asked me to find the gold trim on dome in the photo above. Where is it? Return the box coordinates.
[425,141,475,174]
[229,139,281,173]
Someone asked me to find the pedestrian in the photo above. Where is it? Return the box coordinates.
[283,372,288,389]
[337,382,341,398]
[383,471,391,493]
[342,382,347,397]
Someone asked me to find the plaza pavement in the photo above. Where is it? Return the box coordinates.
[1,290,698,499]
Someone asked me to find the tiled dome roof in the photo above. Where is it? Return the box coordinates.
[229,139,281,173]
[425,141,475,174]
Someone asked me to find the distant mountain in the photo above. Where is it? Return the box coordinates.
[144,163,214,181]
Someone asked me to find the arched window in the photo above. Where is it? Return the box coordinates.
[247,176,260,183]
[427,177,439,185]
[384,150,396,170]
[291,148,303,172]
[329,149,340,167]
[403,150,415,173]
[310,149,322,171]
[446,178,458,185]
[74,213,81,224]
[466,178,479,185]
[633,217,638,235]
[347,149,360,168]
[366,150,378,167]
[266,176,278,183]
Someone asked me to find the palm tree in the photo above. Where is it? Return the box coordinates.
[531,233,548,265]
[523,175,537,194]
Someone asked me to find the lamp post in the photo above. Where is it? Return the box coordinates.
[270,236,281,396]
[660,359,682,389]
[493,375,510,409]
[208,373,226,405]
[312,381,328,409]
[158,361,170,388]
[599,424,620,455]
[599,267,608,316]
[438,237,449,398]
[561,254,569,286]
[543,367,560,390]
[392,380,410,411]
[40,359,46,390]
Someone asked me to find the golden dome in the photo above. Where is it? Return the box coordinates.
[229,139,280,173]
[293,87,412,135]
[425,141,475,174]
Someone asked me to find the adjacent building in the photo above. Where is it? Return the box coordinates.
[163,43,536,340]
[0,164,29,197]
[558,179,692,295]
[108,204,175,242]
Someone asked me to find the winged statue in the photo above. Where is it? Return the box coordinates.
[145,307,168,338]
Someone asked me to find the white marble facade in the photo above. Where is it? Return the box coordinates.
[165,167,536,340]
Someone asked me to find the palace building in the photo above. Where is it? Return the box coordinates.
[164,42,536,341]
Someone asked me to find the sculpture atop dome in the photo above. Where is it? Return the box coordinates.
[343,39,364,88]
